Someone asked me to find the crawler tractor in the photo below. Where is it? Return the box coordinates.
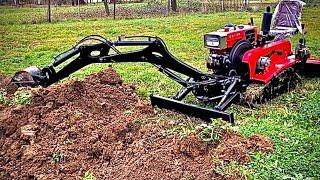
[10,0,320,123]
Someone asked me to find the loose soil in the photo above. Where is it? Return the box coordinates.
[0,68,273,179]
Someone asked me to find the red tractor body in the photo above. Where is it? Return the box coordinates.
[307,59,320,65]
[242,39,295,83]
[204,25,258,50]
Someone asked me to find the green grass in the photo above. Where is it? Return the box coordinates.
[0,5,320,179]
[235,79,320,179]
[82,171,96,180]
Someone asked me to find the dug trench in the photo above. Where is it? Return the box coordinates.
[0,68,273,179]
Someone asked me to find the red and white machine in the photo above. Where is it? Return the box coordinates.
[204,0,319,104]
[9,0,320,123]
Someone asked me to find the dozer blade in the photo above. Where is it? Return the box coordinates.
[9,66,42,87]
[303,59,320,77]
[150,95,235,123]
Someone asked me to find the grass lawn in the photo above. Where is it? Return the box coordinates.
[0,5,320,179]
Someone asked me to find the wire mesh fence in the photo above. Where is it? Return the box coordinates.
[1,0,312,24]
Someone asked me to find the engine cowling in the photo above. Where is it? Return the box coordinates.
[204,24,257,76]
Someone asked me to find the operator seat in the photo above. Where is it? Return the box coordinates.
[269,0,305,40]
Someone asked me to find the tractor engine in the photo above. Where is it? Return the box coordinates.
[204,24,257,77]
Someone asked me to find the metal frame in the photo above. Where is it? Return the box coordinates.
[14,35,241,123]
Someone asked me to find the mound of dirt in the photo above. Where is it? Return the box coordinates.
[0,67,273,179]
[0,75,8,89]
[213,131,273,165]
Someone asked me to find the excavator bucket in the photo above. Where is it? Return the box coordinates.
[9,66,42,87]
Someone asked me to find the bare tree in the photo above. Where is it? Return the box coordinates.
[103,0,110,16]
[48,0,51,22]
[171,0,177,12]
[113,0,116,19]
[167,0,177,13]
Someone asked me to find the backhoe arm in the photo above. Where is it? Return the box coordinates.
[11,35,207,87]
[10,35,239,123]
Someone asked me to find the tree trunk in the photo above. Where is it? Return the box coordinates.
[171,0,177,12]
[113,0,116,19]
[78,0,80,18]
[48,0,51,22]
[103,0,110,15]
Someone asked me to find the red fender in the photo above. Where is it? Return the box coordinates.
[242,40,296,83]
